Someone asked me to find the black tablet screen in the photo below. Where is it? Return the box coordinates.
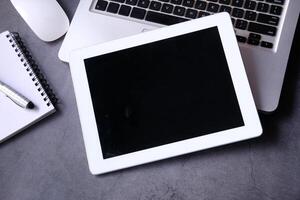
[84,27,244,159]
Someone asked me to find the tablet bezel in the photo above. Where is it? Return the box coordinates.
[70,13,262,175]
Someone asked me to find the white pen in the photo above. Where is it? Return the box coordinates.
[0,80,34,109]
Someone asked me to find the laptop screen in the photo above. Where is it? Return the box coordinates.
[84,26,244,159]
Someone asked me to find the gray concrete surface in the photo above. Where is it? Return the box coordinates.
[0,0,300,199]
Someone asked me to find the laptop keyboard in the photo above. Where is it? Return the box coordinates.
[91,0,286,49]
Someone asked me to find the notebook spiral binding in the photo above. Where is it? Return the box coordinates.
[5,32,58,107]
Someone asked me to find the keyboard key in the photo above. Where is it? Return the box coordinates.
[261,41,273,48]
[207,0,217,2]
[232,0,244,7]
[194,1,207,10]
[95,0,108,11]
[245,11,257,21]
[149,1,162,11]
[183,0,195,7]
[174,6,186,16]
[207,3,219,12]
[111,0,125,3]
[257,3,269,13]
[126,0,138,5]
[171,0,183,5]
[257,13,280,26]
[219,0,231,5]
[244,0,256,10]
[248,22,277,36]
[248,38,260,45]
[162,3,174,13]
[159,0,170,3]
[107,2,120,13]
[235,19,248,30]
[138,0,150,8]
[232,8,244,18]
[231,17,236,25]
[119,5,131,16]
[237,35,247,43]
[266,0,284,5]
[145,11,188,25]
[219,5,232,13]
[185,8,198,18]
[198,11,210,17]
[270,5,283,16]
[130,7,146,19]
[249,33,261,40]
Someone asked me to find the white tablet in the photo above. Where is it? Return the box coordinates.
[70,13,262,175]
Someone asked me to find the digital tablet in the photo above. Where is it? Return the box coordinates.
[69,13,262,175]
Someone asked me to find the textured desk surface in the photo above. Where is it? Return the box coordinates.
[0,1,299,200]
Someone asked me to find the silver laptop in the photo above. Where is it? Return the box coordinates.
[59,0,300,112]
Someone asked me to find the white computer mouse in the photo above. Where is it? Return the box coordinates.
[10,0,70,42]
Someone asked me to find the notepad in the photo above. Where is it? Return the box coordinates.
[0,31,56,143]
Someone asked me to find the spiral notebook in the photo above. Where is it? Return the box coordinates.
[0,31,57,143]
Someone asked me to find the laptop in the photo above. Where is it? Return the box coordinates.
[59,0,300,112]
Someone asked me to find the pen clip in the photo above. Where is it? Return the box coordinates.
[6,94,24,108]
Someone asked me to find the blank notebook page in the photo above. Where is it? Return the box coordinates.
[0,31,55,142]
